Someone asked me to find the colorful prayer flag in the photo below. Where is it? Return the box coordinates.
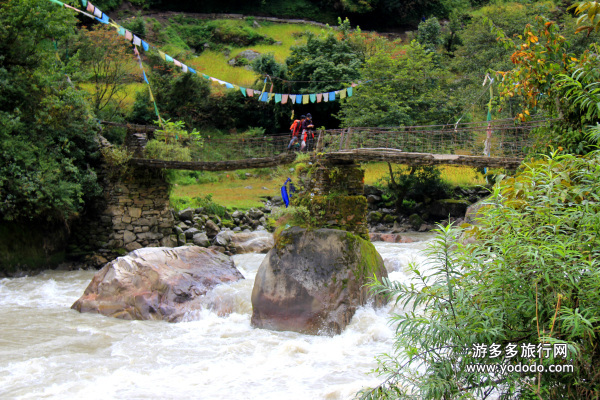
[165,54,173,63]
[282,94,288,104]
[158,51,166,61]
[247,88,254,97]
[347,87,353,97]
[340,88,347,99]
[323,93,328,103]
[173,59,182,68]
[316,93,322,103]
[86,2,94,12]
[275,93,282,103]
[309,94,316,103]
[49,0,64,6]
[329,92,336,101]
[81,0,87,7]
[93,7,102,18]
[226,82,234,89]
[143,71,149,84]
[302,95,309,104]
[142,40,149,51]
[125,30,133,41]
[117,26,125,36]
[260,92,268,102]
[188,67,196,74]
[291,95,297,104]
[296,94,302,104]
[182,64,188,73]
[269,93,274,102]
[240,87,247,96]
[133,35,141,46]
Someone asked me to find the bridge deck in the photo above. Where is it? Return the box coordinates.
[131,149,523,171]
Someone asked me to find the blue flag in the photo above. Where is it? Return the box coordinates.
[142,40,149,52]
[329,92,336,101]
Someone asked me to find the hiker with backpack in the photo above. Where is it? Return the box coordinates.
[288,115,305,151]
[300,113,315,151]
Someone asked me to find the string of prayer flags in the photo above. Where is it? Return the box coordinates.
[49,0,363,108]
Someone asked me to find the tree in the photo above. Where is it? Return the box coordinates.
[0,0,101,223]
[285,27,363,93]
[338,41,460,127]
[417,17,442,52]
[496,17,600,154]
[73,25,134,119]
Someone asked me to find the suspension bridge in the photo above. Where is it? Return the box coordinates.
[105,118,549,171]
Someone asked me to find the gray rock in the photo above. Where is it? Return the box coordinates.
[233,227,241,232]
[427,199,471,219]
[123,230,137,245]
[366,194,381,203]
[125,241,142,252]
[236,49,261,62]
[205,220,221,238]
[247,208,264,220]
[232,210,244,219]
[251,227,388,335]
[184,227,200,239]
[230,231,274,254]
[71,246,244,322]
[178,208,194,221]
[215,231,233,247]
[192,232,210,247]
[245,186,253,190]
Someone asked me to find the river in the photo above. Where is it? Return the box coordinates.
[0,234,434,400]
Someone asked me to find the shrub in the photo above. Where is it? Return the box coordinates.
[363,150,600,399]
[144,140,191,161]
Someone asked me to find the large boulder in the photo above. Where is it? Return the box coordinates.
[230,231,274,254]
[71,246,244,322]
[251,227,388,335]
[465,196,490,224]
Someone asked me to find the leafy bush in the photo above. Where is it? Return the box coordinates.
[145,140,191,161]
[363,150,600,399]
[377,165,450,210]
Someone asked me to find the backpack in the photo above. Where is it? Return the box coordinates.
[290,120,301,135]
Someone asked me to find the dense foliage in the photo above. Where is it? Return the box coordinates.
[364,151,600,399]
[0,0,101,223]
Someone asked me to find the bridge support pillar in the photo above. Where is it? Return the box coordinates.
[294,158,368,239]
[70,162,176,265]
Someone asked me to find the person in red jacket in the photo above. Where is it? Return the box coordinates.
[287,115,305,150]
[300,113,315,151]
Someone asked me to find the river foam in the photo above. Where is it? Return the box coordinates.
[0,236,433,399]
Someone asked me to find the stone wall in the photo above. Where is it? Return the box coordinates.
[294,158,368,239]
[70,166,176,265]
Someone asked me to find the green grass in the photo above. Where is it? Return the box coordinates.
[169,161,488,210]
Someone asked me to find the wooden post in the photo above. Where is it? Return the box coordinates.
[316,129,324,152]
[339,129,346,151]
[345,127,353,150]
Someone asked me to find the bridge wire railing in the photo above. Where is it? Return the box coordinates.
[117,118,547,163]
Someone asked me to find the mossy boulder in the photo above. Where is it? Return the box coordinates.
[408,213,424,230]
[251,227,388,335]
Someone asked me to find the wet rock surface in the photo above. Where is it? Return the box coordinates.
[251,227,388,335]
[71,246,244,322]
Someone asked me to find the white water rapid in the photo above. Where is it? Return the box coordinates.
[0,234,433,400]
